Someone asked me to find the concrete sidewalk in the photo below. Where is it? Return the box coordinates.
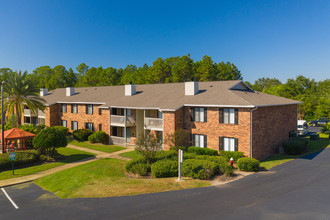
[0,145,134,188]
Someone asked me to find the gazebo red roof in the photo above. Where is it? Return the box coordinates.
[0,128,36,140]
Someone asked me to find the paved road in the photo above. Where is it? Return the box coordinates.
[1,148,330,220]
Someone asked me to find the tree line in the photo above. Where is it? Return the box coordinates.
[245,76,329,121]
[0,54,328,121]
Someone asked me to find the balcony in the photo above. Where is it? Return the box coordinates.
[109,136,126,145]
[23,109,37,117]
[110,115,135,127]
[144,117,163,131]
[38,109,45,118]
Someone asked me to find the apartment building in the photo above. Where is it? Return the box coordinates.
[23,80,300,160]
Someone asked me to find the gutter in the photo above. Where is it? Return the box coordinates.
[250,107,258,158]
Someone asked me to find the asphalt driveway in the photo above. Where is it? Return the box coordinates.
[1,148,330,220]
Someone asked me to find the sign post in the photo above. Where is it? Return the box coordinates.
[178,149,183,181]
[9,152,16,175]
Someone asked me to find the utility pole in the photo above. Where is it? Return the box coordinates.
[1,81,6,153]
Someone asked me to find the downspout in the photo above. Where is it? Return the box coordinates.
[250,106,258,158]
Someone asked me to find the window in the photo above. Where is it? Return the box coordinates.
[61,104,67,113]
[71,121,78,131]
[71,104,78,113]
[190,107,207,122]
[219,108,238,124]
[99,124,102,131]
[219,137,238,151]
[86,104,93,114]
[126,109,131,116]
[157,111,163,119]
[191,134,207,148]
[99,108,102,115]
[61,120,67,127]
[86,123,94,131]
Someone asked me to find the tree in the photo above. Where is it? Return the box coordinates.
[33,127,67,156]
[147,58,171,83]
[252,77,282,92]
[172,55,194,82]
[3,71,46,127]
[194,55,216,81]
[165,129,190,149]
[76,63,89,86]
[135,132,162,164]
[322,124,330,139]
[215,62,242,80]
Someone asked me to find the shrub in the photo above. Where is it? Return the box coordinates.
[73,129,94,141]
[53,126,69,135]
[219,151,245,162]
[33,127,67,156]
[125,157,149,173]
[153,150,177,162]
[135,132,162,164]
[129,163,149,176]
[88,131,108,144]
[237,157,260,172]
[0,150,40,170]
[182,159,218,180]
[151,159,178,178]
[283,141,306,155]
[188,147,218,156]
[183,152,198,159]
[289,137,309,146]
[205,156,233,176]
[169,146,187,152]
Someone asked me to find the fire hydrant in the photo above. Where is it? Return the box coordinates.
[229,157,234,168]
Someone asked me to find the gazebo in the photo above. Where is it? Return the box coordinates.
[0,128,36,153]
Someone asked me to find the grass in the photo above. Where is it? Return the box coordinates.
[119,150,142,159]
[260,133,330,170]
[0,147,95,180]
[69,140,125,153]
[35,158,210,198]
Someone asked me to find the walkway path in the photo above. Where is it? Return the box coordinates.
[0,145,134,188]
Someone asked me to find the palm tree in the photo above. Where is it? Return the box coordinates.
[3,71,46,127]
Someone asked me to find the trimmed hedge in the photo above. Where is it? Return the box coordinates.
[283,141,306,155]
[289,137,309,146]
[151,159,178,178]
[182,159,218,180]
[88,131,108,144]
[73,129,94,141]
[237,157,260,172]
[153,150,178,162]
[0,150,40,170]
[169,146,187,152]
[19,124,46,134]
[52,126,69,135]
[125,157,149,173]
[188,146,218,156]
[129,163,149,176]
[219,151,245,162]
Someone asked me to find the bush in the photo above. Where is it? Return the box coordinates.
[289,137,309,146]
[33,127,67,156]
[0,150,40,170]
[88,131,108,144]
[219,151,245,162]
[73,129,94,141]
[188,147,218,156]
[169,146,187,152]
[204,155,233,176]
[52,126,69,135]
[129,163,149,176]
[125,157,149,173]
[151,159,178,178]
[237,157,260,172]
[182,159,218,180]
[153,150,177,162]
[283,141,306,155]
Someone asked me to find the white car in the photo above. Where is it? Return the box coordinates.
[297,120,308,136]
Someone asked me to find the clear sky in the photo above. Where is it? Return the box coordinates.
[0,0,329,83]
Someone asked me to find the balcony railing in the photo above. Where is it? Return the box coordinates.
[23,109,37,117]
[144,117,163,131]
[109,136,126,145]
[38,109,45,118]
[110,115,135,127]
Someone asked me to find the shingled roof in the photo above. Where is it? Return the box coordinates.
[41,80,301,111]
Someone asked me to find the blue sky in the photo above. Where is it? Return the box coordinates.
[0,0,329,83]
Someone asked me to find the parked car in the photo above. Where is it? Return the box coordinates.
[297,120,308,136]
[309,118,329,127]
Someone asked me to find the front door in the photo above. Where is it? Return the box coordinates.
[126,127,131,143]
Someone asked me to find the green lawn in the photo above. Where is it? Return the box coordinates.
[0,147,95,180]
[69,140,125,153]
[36,158,210,198]
[260,133,330,170]
[119,150,142,159]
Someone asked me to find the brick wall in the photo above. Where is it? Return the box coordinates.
[45,104,61,127]
[252,104,298,160]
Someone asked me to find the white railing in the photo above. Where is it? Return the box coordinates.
[110,136,126,145]
[38,109,45,118]
[23,109,37,116]
[110,115,135,126]
[145,117,163,130]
